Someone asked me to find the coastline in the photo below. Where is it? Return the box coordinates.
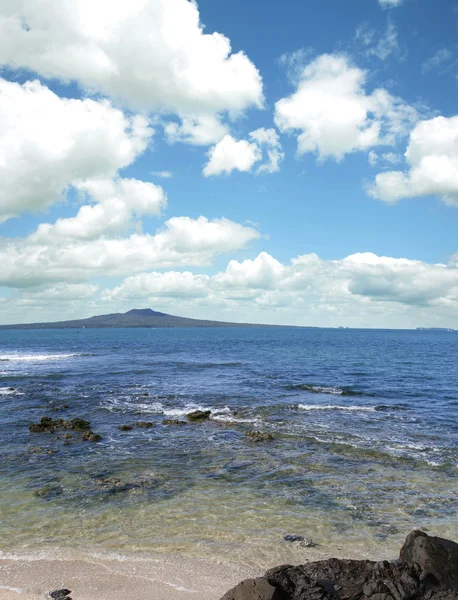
[0,548,388,600]
[0,541,396,600]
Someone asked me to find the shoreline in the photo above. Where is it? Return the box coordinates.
[0,543,394,600]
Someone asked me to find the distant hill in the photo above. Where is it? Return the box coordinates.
[0,308,292,329]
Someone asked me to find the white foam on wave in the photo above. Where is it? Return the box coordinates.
[162,404,231,418]
[212,413,261,425]
[0,353,78,362]
[298,404,376,412]
[0,585,24,594]
[0,387,23,396]
[102,397,163,414]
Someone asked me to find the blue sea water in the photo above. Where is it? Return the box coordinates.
[0,327,457,564]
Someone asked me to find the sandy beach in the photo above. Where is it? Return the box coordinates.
[0,542,384,600]
[0,552,260,600]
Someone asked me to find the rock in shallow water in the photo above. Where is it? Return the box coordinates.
[50,590,72,600]
[187,410,211,422]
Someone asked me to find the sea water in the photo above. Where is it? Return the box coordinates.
[0,327,457,566]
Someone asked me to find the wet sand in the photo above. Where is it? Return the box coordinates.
[0,553,259,600]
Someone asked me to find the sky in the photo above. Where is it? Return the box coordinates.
[0,0,457,328]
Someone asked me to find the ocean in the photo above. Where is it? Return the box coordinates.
[0,327,457,566]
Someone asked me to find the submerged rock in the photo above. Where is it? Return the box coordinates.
[28,446,56,455]
[163,419,186,425]
[82,431,102,442]
[246,430,273,441]
[118,424,133,431]
[34,484,64,500]
[136,421,154,428]
[187,410,211,422]
[284,535,304,543]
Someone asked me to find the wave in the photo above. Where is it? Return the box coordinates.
[0,387,23,396]
[162,404,231,418]
[286,384,368,396]
[298,403,377,412]
[0,353,79,362]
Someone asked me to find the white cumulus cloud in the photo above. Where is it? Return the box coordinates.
[203,129,284,176]
[275,54,416,162]
[0,0,263,116]
[0,216,261,288]
[369,115,458,205]
[30,177,167,242]
[0,78,152,222]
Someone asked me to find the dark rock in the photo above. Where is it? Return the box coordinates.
[163,419,186,425]
[247,430,273,441]
[29,416,56,433]
[264,564,337,600]
[136,421,154,428]
[187,410,211,422]
[82,431,102,442]
[400,530,458,589]
[50,590,72,599]
[222,531,458,600]
[220,577,280,600]
[68,418,90,431]
[118,424,133,431]
[29,416,91,433]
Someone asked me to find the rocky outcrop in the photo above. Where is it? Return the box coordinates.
[220,531,458,600]
[221,577,280,600]
[187,410,211,422]
[400,530,458,589]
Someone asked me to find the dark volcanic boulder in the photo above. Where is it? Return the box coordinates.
[264,564,337,600]
[221,531,458,600]
[221,577,280,600]
[187,410,211,422]
[400,530,458,589]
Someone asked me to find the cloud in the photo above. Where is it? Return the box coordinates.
[98,251,458,308]
[151,171,173,179]
[275,54,416,161]
[0,216,261,288]
[0,0,263,116]
[369,115,458,205]
[203,135,261,176]
[249,128,285,174]
[378,0,403,9]
[30,177,167,242]
[203,129,284,176]
[164,115,229,146]
[0,78,152,222]
[358,20,400,61]
[422,48,454,73]
[52,250,458,329]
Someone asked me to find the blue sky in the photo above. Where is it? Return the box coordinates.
[0,0,457,327]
